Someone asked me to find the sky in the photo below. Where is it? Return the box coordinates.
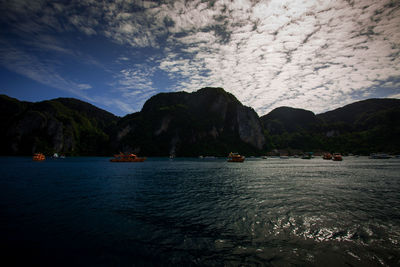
[0,0,399,117]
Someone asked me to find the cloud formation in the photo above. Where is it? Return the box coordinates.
[0,0,399,115]
[0,39,94,101]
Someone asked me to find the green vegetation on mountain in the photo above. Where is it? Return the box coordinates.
[0,88,266,156]
[0,95,118,156]
[113,87,265,156]
[260,99,400,154]
[1,90,399,157]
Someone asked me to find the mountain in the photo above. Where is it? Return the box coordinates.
[2,90,399,156]
[260,107,320,134]
[318,98,400,125]
[0,95,118,156]
[260,98,400,154]
[0,88,266,156]
[113,87,265,156]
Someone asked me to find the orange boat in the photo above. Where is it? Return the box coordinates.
[33,153,45,161]
[227,152,245,162]
[322,153,332,160]
[110,153,146,162]
[332,153,343,161]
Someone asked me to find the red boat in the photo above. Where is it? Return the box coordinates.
[110,153,146,162]
[33,153,45,161]
[228,152,245,162]
[322,153,332,160]
[332,153,343,161]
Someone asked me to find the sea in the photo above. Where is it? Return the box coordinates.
[1,156,400,266]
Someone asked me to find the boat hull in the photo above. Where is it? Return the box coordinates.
[33,153,45,161]
[332,153,343,161]
[228,158,245,162]
[110,158,146,162]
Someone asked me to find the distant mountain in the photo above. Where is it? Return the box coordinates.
[260,107,320,134]
[0,95,118,156]
[2,91,399,156]
[318,98,400,125]
[112,87,265,156]
[0,88,266,156]
[260,98,400,154]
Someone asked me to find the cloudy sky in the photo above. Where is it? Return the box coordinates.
[0,0,399,116]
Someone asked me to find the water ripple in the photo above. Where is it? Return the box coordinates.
[1,157,400,265]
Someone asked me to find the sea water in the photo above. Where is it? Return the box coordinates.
[1,156,400,266]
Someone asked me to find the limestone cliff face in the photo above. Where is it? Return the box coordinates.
[115,87,266,156]
[5,110,72,155]
[236,105,265,149]
[1,88,266,156]
[0,95,117,156]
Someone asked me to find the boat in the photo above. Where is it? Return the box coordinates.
[301,152,313,159]
[332,153,343,161]
[33,153,45,161]
[369,153,391,159]
[322,153,332,160]
[110,153,146,162]
[227,152,245,162]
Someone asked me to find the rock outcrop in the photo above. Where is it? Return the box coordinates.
[114,87,266,156]
[0,95,118,156]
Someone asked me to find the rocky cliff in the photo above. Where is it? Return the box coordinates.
[113,87,266,156]
[0,95,118,156]
[0,88,266,156]
[3,90,398,156]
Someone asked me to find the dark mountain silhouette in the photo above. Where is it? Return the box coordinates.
[260,98,400,154]
[0,88,265,156]
[260,106,320,134]
[0,94,118,156]
[112,87,265,156]
[1,90,399,156]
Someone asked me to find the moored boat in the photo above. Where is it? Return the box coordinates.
[301,152,313,159]
[228,152,245,162]
[33,153,45,161]
[110,153,146,162]
[322,153,332,160]
[369,153,391,159]
[332,153,343,161]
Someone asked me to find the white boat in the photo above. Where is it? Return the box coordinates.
[369,153,391,159]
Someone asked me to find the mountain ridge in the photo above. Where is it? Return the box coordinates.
[1,91,399,156]
[0,88,266,156]
[260,98,400,154]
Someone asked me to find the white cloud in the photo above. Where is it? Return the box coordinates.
[389,93,400,99]
[1,0,399,116]
[0,41,94,102]
[150,0,400,115]
[77,83,92,90]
